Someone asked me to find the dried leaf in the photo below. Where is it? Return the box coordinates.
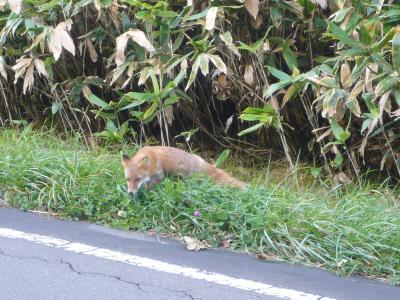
[23,63,34,94]
[340,62,350,89]
[333,172,351,185]
[224,115,233,134]
[47,29,63,61]
[315,0,328,9]
[12,57,32,83]
[33,58,48,78]
[205,7,218,31]
[222,239,233,248]
[8,0,21,14]
[86,39,98,62]
[0,56,7,80]
[220,31,241,58]
[316,128,332,142]
[256,252,276,261]
[365,63,378,92]
[379,91,391,124]
[244,0,259,20]
[206,53,227,74]
[25,32,45,53]
[164,105,174,125]
[282,84,297,108]
[115,29,155,66]
[183,236,208,251]
[59,30,76,56]
[350,80,364,98]
[138,67,151,86]
[244,64,254,86]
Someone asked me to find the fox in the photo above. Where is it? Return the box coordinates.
[122,146,246,195]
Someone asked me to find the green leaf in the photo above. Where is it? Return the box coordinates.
[392,29,400,71]
[238,122,264,136]
[268,66,292,82]
[270,7,282,27]
[120,99,147,110]
[82,86,109,108]
[184,8,209,21]
[215,150,230,167]
[375,75,398,98]
[152,10,179,18]
[326,21,361,48]
[206,54,227,74]
[143,101,158,121]
[310,167,321,178]
[150,73,160,95]
[263,81,291,98]
[198,53,209,76]
[334,152,344,168]
[51,102,61,115]
[282,45,298,71]
[330,119,350,143]
[371,27,396,53]
[122,92,155,101]
[185,58,200,91]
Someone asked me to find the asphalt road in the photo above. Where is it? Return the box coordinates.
[0,207,399,300]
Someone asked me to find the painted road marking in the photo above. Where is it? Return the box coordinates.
[0,227,335,300]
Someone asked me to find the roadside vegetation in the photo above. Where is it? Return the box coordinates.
[1,128,399,284]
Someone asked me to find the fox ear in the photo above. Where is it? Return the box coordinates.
[122,154,130,164]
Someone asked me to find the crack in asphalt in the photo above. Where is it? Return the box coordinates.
[0,248,200,300]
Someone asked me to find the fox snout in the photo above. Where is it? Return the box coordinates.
[126,176,151,195]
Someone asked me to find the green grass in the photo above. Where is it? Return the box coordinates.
[1,128,400,284]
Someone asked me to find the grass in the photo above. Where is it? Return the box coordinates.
[0,127,400,285]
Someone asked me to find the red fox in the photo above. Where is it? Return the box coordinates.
[122,146,246,194]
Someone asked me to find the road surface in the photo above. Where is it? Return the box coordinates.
[0,207,399,300]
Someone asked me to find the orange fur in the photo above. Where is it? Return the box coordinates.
[122,146,245,194]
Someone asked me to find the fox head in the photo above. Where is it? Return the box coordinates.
[122,153,152,195]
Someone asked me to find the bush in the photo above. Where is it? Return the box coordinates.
[1,0,400,176]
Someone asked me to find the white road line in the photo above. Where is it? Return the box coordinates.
[0,227,335,300]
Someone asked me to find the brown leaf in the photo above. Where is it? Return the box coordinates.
[256,252,275,261]
[250,15,263,29]
[315,0,328,9]
[109,3,121,29]
[244,0,259,20]
[47,29,63,61]
[350,80,364,98]
[164,105,174,125]
[340,62,351,89]
[8,0,21,14]
[0,56,7,80]
[33,58,48,78]
[86,39,98,63]
[365,63,378,92]
[12,57,32,83]
[222,239,232,248]
[333,172,351,185]
[205,6,218,31]
[244,64,254,86]
[281,84,297,108]
[183,236,209,251]
[316,128,332,142]
[25,32,45,53]
[224,115,233,134]
[115,29,155,66]
[59,30,76,56]
[23,62,35,94]
[379,91,391,124]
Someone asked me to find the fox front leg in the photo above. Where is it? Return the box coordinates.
[145,171,165,189]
